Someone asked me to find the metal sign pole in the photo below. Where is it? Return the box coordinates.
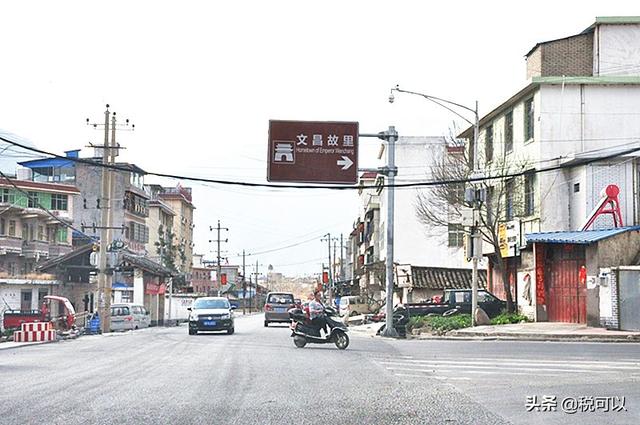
[360,127,399,338]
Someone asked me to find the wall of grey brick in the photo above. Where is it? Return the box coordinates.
[527,33,594,77]
[544,33,593,76]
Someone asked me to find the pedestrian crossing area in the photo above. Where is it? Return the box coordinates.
[370,355,640,383]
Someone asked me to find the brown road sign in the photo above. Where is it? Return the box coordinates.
[267,120,359,184]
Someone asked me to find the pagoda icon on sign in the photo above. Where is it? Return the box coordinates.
[274,142,294,163]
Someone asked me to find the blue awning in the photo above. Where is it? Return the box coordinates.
[525,226,640,245]
[19,157,74,168]
[112,282,133,290]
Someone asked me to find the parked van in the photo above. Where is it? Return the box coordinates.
[110,303,151,332]
[338,296,377,317]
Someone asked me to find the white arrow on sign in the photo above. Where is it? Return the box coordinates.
[337,156,353,171]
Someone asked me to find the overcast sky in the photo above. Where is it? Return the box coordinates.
[1,1,637,277]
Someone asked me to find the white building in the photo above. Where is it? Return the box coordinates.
[457,16,640,302]
[380,137,472,268]
[350,137,475,303]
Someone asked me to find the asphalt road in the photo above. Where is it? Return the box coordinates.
[1,313,638,425]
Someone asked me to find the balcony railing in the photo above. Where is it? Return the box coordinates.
[22,240,50,259]
[162,186,192,202]
[48,243,73,258]
[0,235,22,255]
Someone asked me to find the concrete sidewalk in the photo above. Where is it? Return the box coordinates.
[348,321,640,342]
[443,322,640,342]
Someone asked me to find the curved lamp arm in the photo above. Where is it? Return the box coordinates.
[389,85,476,126]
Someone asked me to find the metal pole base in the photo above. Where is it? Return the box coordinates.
[381,327,399,338]
[380,323,400,338]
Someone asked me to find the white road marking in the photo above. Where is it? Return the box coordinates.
[394,373,471,381]
[379,361,614,374]
[376,359,639,371]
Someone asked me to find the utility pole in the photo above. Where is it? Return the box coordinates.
[242,249,246,314]
[252,261,262,311]
[87,105,133,333]
[471,100,480,327]
[340,233,345,285]
[332,239,339,297]
[320,234,337,304]
[97,106,111,333]
[209,220,228,296]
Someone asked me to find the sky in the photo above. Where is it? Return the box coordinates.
[1,1,638,277]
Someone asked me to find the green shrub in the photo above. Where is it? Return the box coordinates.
[406,314,472,335]
[490,312,530,325]
[407,315,426,332]
[425,314,472,334]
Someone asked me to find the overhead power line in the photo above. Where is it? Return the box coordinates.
[243,234,323,256]
[1,135,639,190]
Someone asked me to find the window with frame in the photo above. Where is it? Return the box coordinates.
[524,173,536,216]
[1,188,15,203]
[484,124,493,163]
[27,191,39,208]
[128,222,149,243]
[51,194,68,211]
[505,178,515,220]
[486,186,495,224]
[504,111,513,153]
[448,223,465,247]
[121,292,133,303]
[57,227,68,243]
[0,218,5,235]
[450,183,465,204]
[524,98,534,141]
[8,220,16,237]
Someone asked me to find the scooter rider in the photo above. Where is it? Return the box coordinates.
[309,290,328,336]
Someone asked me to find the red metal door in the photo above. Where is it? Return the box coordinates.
[546,245,586,323]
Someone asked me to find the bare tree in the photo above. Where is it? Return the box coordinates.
[414,129,530,313]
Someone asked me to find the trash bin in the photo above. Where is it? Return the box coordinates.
[89,314,101,334]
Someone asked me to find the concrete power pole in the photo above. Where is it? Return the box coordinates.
[97,106,111,333]
[209,220,228,296]
[340,233,345,288]
[321,234,334,304]
[333,239,338,296]
[242,249,246,314]
[88,105,133,333]
[253,261,261,311]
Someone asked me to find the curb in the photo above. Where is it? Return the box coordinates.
[0,340,58,351]
[412,334,640,343]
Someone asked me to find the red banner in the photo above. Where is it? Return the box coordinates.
[145,282,166,295]
[535,244,545,305]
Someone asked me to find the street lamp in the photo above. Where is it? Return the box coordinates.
[390,85,482,326]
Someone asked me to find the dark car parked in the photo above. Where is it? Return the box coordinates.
[405,289,506,318]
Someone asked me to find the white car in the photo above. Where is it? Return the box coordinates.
[188,297,236,335]
[110,303,150,331]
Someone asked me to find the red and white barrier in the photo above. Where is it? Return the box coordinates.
[13,321,57,343]
[22,322,51,332]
